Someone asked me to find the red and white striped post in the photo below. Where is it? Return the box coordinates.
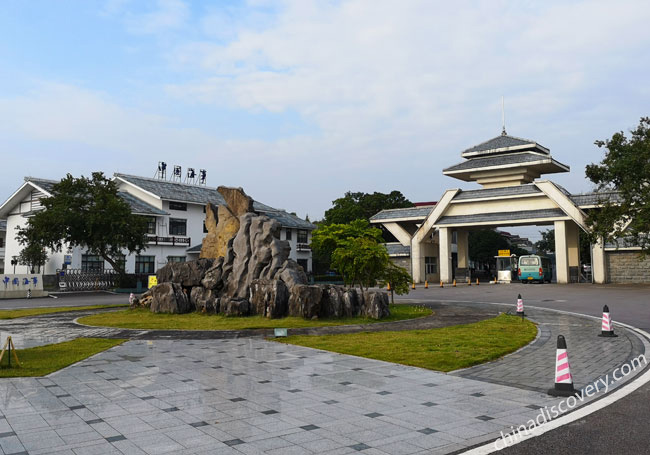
[548,335,577,397]
[599,305,618,337]
[516,294,525,316]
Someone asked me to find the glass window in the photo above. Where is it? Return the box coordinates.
[135,255,155,274]
[169,201,187,211]
[285,229,292,241]
[143,216,156,235]
[169,218,187,236]
[520,256,540,266]
[81,254,104,272]
[167,256,186,263]
[425,256,437,274]
[297,229,308,243]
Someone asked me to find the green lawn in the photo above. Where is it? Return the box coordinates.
[77,304,432,330]
[276,314,537,372]
[0,338,125,377]
[0,304,128,320]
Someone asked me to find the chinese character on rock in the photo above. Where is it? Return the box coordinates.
[12,278,19,285]
[23,278,30,285]
[2,277,8,286]
[32,277,38,285]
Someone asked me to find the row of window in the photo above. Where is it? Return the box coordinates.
[143,217,187,236]
[80,254,186,274]
[285,229,309,243]
[425,256,438,274]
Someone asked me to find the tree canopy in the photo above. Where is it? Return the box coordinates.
[16,172,149,275]
[322,191,412,225]
[585,117,650,255]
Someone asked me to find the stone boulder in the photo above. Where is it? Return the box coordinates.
[156,259,214,287]
[190,287,219,314]
[288,284,323,319]
[150,282,193,314]
[360,290,390,319]
[319,285,344,318]
[221,298,251,316]
[250,279,289,318]
[201,257,225,290]
[341,289,361,317]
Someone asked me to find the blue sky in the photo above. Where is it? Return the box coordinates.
[1,0,650,241]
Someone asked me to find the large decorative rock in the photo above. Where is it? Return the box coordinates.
[250,279,289,318]
[150,283,193,314]
[157,259,214,287]
[221,298,251,316]
[190,287,219,314]
[201,257,225,290]
[288,284,323,319]
[274,260,308,289]
[361,291,390,319]
[319,285,344,318]
[341,289,361,317]
[217,186,255,216]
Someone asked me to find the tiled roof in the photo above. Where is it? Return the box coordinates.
[0,219,6,231]
[462,134,544,157]
[262,210,316,230]
[25,177,57,194]
[385,243,411,256]
[370,206,432,222]
[186,244,202,253]
[118,192,168,216]
[436,208,567,225]
[453,184,542,201]
[444,152,564,173]
[571,192,622,207]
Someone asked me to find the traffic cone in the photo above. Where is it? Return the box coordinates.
[440,280,443,288]
[516,294,525,316]
[467,277,471,286]
[453,279,456,287]
[425,280,429,289]
[412,281,416,290]
[476,278,480,286]
[129,293,135,305]
[548,335,577,397]
[387,282,391,291]
[599,305,618,337]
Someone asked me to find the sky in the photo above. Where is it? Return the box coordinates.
[1,0,650,242]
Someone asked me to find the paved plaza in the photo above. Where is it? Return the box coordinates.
[0,292,648,454]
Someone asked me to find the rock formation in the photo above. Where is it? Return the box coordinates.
[144,188,390,320]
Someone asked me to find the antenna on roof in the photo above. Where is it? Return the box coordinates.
[501,96,507,136]
[154,162,167,180]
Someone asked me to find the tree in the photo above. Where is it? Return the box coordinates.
[17,242,48,273]
[535,229,555,255]
[16,172,149,277]
[379,262,412,304]
[322,191,412,225]
[585,117,650,255]
[468,229,510,265]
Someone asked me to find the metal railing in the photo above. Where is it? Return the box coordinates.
[146,235,191,246]
[56,268,119,291]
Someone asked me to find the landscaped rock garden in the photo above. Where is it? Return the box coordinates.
[135,187,390,319]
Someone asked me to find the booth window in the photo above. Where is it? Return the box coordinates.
[425,256,437,274]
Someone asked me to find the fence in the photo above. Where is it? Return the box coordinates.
[56,268,119,291]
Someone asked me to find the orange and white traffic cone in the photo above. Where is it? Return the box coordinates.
[425,280,429,289]
[453,279,456,287]
[548,335,577,397]
[440,280,443,288]
[599,305,618,337]
[412,281,416,290]
[476,278,479,286]
[516,294,525,316]
[467,277,471,286]
[387,282,391,291]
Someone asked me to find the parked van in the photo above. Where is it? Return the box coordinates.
[518,255,552,283]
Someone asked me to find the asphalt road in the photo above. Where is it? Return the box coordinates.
[0,291,129,309]
[394,283,650,455]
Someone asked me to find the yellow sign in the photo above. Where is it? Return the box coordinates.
[498,249,511,257]
[148,275,158,289]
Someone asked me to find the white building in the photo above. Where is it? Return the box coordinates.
[0,174,315,278]
[0,220,6,274]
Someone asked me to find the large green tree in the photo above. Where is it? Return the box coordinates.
[585,117,650,254]
[535,228,591,263]
[322,191,412,225]
[16,172,148,276]
[379,262,413,303]
[468,229,511,265]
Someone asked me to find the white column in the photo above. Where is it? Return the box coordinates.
[439,227,453,284]
[411,239,423,283]
[457,230,469,269]
[592,238,606,284]
[554,221,569,284]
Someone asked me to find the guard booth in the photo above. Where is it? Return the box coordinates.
[495,250,517,283]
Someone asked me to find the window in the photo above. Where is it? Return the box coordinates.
[167,256,186,263]
[143,216,156,235]
[425,257,437,274]
[169,201,187,211]
[520,256,540,266]
[297,230,308,244]
[285,229,292,241]
[169,218,187,236]
[135,255,155,274]
[297,259,309,273]
[112,254,126,271]
[81,254,104,272]
[451,231,458,244]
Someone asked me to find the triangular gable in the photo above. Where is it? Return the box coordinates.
[412,189,460,243]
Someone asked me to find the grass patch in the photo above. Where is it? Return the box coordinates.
[0,338,125,377]
[276,313,537,372]
[77,304,432,331]
[0,304,129,320]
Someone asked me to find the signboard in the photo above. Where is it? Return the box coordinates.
[274,328,288,338]
[498,249,511,257]
[148,275,158,289]
[64,255,72,265]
